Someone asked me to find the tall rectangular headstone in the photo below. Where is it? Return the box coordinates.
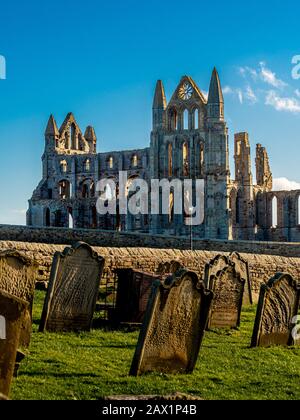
[0,251,37,348]
[204,255,245,329]
[130,269,213,376]
[251,273,300,347]
[39,242,105,332]
[0,291,28,397]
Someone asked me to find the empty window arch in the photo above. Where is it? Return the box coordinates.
[183,142,189,176]
[108,156,114,169]
[68,208,74,229]
[70,123,76,149]
[60,160,67,173]
[58,180,71,199]
[272,196,278,228]
[199,143,204,175]
[45,208,51,227]
[169,108,178,131]
[168,143,173,177]
[194,109,199,129]
[92,206,97,228]
[169,191,174,223]
[183,109,189,130]
[132,155,138,167]
[84,159,91,171]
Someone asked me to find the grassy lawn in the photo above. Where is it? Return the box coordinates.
[11,291,300,400]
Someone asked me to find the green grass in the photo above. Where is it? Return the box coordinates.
[11,291,300,400]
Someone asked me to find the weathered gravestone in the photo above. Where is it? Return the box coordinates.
[204,255,245,329]
[0,250,37,348]
[130,269,213,376]
[0,290,28,397]
[39,242,105,332]
[229,252,252,305]
[113,269,161,324]
[251,273,300,347]
[156,260,184,277]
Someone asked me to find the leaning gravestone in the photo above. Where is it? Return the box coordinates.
[204,255,245,329]
[39,242,105,332]
[251,273,300,347]
[0,250,37,348]
[0,290,28,397]
[229,252,252,305]
[130,269,213,376]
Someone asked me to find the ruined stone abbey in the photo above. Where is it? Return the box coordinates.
[27,69,300,242]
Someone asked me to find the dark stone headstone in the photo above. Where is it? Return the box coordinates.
[0,250,37,348]
[39,242,105,332]
[205,255,245,329]
[130,269,213,376]
[114,269,160,324]
[251,273,300,347]
[0,291,28,397]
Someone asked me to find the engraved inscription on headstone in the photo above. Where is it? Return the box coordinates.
[0,251,37,348]
[39,242,105,332]
[130,269,213,376]
[251,273,300,347]
[0,290,28,398]
[205,255,245,329]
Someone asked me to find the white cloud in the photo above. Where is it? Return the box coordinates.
[273,177,300,191]
[12,209,27,215]
[245,86,258,104]
[239,66,258,80]
[237,89,243,104]
[223,85,243,103]
[259,62,287,89]
[295,89,300,98]
[202,90,208,100]
[223,85,257,105]
[265,90,300,113]
[223,85,234,94]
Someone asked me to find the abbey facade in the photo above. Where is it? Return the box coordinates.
[27,69,300,242]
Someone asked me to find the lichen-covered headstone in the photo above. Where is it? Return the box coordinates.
[205,256,245,329]
[0,250,37,348]
[0,290,28,397]
[39,242,105,332]
[251,273,300,347]
[130,269,213,376]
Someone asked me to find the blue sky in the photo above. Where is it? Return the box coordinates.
[0,0,300,224]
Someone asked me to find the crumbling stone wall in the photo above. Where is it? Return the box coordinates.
[1,240,300,303]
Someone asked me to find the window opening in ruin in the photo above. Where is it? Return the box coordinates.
[168,143,173,177]
[183,142,189,176]
[194,109,199,129]
[183,109,189,130]
[45,208,50,227]
[272,196,278,228]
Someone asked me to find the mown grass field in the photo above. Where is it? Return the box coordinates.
[11,291,300,400]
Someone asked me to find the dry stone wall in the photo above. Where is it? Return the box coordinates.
[0,239,300,303]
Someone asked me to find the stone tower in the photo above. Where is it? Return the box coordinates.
[204,68,231,239]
